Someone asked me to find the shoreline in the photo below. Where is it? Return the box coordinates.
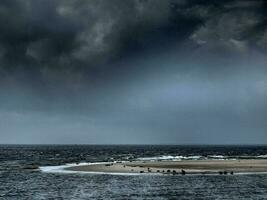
[63,159,267,175]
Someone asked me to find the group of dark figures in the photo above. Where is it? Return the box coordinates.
[139,168,186,175]
[139,168,234,175]
[218,171,234,175]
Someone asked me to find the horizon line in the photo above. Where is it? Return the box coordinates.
[0,143,267,146]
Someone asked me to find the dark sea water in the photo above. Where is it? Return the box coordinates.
[1,145,267,200]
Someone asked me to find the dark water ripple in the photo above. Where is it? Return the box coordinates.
[1,145,267,199]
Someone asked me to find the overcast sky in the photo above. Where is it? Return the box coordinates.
[0,0,267,144]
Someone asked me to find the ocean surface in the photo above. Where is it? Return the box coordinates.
[1,145,267,199]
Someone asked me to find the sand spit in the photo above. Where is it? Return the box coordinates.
[65,159,267,175]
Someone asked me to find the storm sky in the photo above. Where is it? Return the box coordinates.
[0,0,267,144]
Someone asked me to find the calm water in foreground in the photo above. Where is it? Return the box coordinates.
[1,145,267,199]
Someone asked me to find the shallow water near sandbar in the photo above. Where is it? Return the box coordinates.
[1,145,267,199]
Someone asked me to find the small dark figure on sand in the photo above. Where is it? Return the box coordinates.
[181,169,186,175]
[223,171,228,175]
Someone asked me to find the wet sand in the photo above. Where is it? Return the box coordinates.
[66,159,267,175]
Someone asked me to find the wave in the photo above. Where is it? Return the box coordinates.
[136,155,228,161]
[137,155,203,161]
[137,154,267,161]
[256,155,267,158]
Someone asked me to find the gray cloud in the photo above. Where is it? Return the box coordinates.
[191,1,267,53]
[0,0,266,78]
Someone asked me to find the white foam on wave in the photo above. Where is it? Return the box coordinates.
[137,155,180,161]
[39,162,91,173]
[233,171,267,175]
[206,155,237,160]
[137,155,211,161]
[256,155,267,158]
[137,155,243,161]
[208,155,225,159]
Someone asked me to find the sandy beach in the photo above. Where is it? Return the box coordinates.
[65,159,267,175]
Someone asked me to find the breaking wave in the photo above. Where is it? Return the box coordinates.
[137,154,267,161]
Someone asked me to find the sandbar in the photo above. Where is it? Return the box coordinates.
[65,159,267,175]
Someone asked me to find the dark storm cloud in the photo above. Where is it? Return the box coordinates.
[191,0,267,53]
[0,0,167,72]
[0,0,266,79]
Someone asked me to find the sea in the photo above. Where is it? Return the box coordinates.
[1,145,267,200]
